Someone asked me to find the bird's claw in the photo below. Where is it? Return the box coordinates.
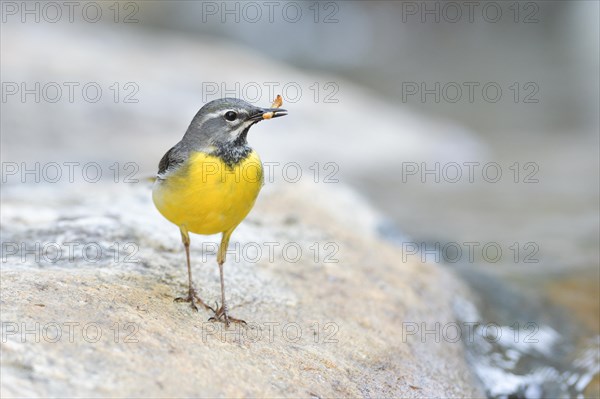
[208,302,246,327]
[174,289,214,312]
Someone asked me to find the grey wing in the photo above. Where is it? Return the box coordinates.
[157,146,185,179]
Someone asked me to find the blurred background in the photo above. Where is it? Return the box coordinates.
[1,1,599,397]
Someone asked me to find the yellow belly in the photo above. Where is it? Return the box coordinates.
[152,151,263,235]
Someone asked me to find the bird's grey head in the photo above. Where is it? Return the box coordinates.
[182,98,287,149]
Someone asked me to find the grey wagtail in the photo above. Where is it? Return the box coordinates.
[152,96,287,326]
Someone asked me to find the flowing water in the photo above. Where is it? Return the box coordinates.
[374,129,599,397]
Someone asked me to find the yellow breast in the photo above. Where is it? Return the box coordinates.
[152,151,263,235]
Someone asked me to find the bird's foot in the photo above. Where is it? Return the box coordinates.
[208,303,246,327]
[174,288,214,312]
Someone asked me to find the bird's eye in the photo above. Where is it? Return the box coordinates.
[224,111,238,121]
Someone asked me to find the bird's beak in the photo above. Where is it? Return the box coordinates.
[263,108,288,119]
[249,108,288,121]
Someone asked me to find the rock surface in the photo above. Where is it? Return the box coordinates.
[1,181,483,397]
[2,18,485,398]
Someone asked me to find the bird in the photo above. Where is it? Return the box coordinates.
[152,96,287,326]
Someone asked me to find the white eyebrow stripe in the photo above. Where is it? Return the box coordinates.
[199,108,246,124]
[199,111,224,123]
